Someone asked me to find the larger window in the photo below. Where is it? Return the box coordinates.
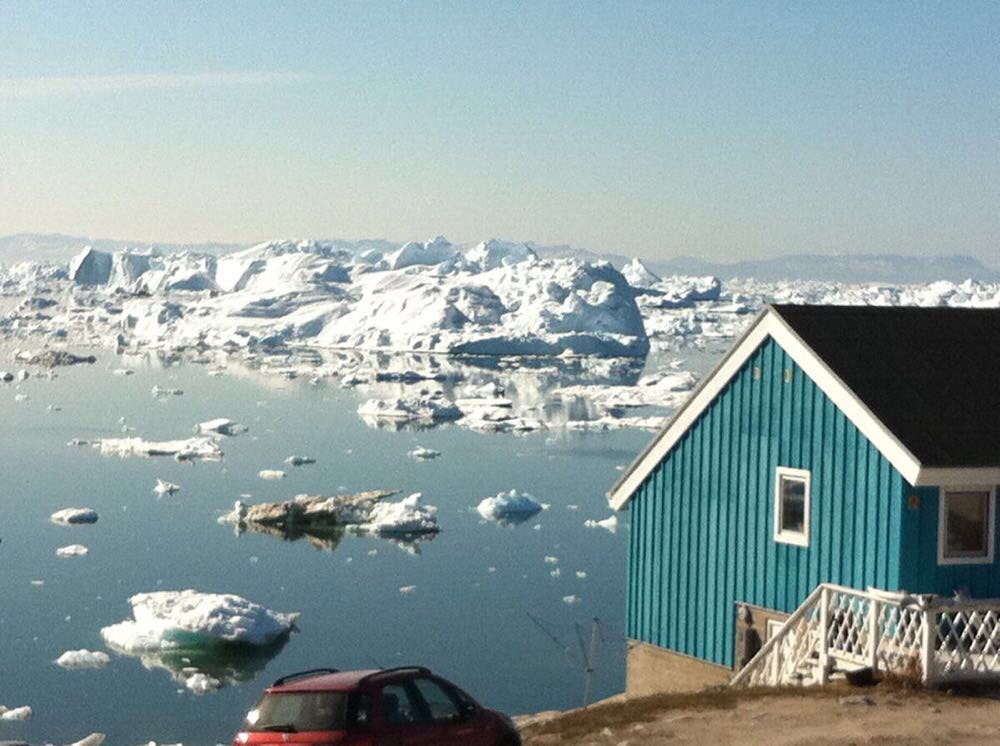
[939,488,995,565]
[774,467,810,547]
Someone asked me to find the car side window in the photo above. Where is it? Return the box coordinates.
[411,678,461,722]
[348,692,372,731]
[380,683,429,727]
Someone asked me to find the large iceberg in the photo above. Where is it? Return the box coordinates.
[100,590,298,652]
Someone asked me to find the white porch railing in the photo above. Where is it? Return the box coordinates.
[731,584,1000,688]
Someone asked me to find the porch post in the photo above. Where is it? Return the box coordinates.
[920,607,936,684]
[818,586,830,685]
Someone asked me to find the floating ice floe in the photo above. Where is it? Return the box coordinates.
[56,544,89,557]
[407,446,441,460]
[0,705,32,720]
[100,590,299,652]
[562,595,581,605]
[56,649,111,669]
[584,515,619,534]
[184,671,222,694]
[67,734,106,746]
[154,479,180,496]
[399,585,417,594]
[51,508,99,525]
[476,490,547,524]
[358,393,462,425]
[92,436,222,461]
[151,385,183,397]
[197,417,247,436]
[258,469,287,480]
[285,455,316,466]
[220,490,440,540]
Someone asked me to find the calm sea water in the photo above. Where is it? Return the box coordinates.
[0,351,665,744]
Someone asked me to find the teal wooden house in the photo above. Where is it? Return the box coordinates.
[609,305,1000,692]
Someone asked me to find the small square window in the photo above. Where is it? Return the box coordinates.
[774,467,810,547]
[939,489,995,565]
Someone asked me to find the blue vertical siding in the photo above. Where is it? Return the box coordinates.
[625,337,906,668]
[898,484,1000,598]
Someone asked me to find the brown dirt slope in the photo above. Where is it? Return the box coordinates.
[517,685,1000,745]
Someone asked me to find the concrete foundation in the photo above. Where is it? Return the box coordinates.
[626,640,731,696]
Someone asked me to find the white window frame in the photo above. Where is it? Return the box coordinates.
[937,486,996,566]
[774,466,811,547]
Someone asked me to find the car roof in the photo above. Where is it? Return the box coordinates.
[267,667,433,693]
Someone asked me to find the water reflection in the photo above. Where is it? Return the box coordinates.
[107,636,291,694]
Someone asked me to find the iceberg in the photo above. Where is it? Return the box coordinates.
[100,590,298,652]
[51,508,99,525]
[197,418,247,436]
[621,257,661,288]
[584,514,619,533]
[153,479,180,496]
[476,490,546,523]
[55,649,111,669]
[92,436,222,461]
[0,704,32,720]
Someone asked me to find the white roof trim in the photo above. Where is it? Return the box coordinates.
[608,307,928,510]
[916,468,1000,487]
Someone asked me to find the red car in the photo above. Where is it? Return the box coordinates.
[233,666,521,745]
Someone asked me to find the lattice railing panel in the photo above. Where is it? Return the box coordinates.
[934,608,1000,680]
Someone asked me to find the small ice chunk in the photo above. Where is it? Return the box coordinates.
[151,385,183,397]
[56,544,89,557]
[100,589,299,652]
[544,556,559,564]
[258,469,287,480]
[184,672,222,694]
[51,508,99,525]
[584,515,619,534]
[549,568,561,578]
[562,595,581,605]
[68,438,89,446]
[0,705,32,720]
[284,455,316,466]
[476,490,545,521]
[399,585,417,594]
[197,418,247,436]
[112,368,135,376]
[30,579,45,586]
[407,446,441,460]
[154,479,180,496]
[55,649,111,669]
[575,571,587,579]
[67,735,106,746]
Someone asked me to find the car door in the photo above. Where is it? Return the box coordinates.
[374,681,442,746]
[411,677,493,746]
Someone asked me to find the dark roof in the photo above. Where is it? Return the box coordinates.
[772,305,1000,468]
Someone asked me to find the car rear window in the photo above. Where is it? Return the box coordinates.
[244,692,349,732]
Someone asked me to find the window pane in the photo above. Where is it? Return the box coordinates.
[946,491,989,557]
[780,477,806,534]
[412,678,460,721]
[380,683,428,726]
[244,692,348,732]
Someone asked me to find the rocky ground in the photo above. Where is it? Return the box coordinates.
[516,685,1000,745]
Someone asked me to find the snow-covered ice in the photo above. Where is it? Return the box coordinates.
[196,418,246,436]
[584,515,619,534]
[55,649,111,669]
[257,469,286,480]
[0,705,32,720]
[51,508,99,525]
[56,544,89,557]
[476,490,546,522]
[407,446,441,460]
[154,479,180,496]
[100,590,298,652]
[93,436,222,461]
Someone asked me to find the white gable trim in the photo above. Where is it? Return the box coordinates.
[608,307,926,510]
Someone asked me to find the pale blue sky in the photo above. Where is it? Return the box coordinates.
[0,1,997,263]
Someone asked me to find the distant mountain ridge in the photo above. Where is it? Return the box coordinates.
[1,233,996,284]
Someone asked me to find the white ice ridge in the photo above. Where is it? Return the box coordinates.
[51,508,99,525]
[12,239,650,358]
[476,490,547,521]
[92,436,222,461]
[100,590,299,652]
[55,649,111,669]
